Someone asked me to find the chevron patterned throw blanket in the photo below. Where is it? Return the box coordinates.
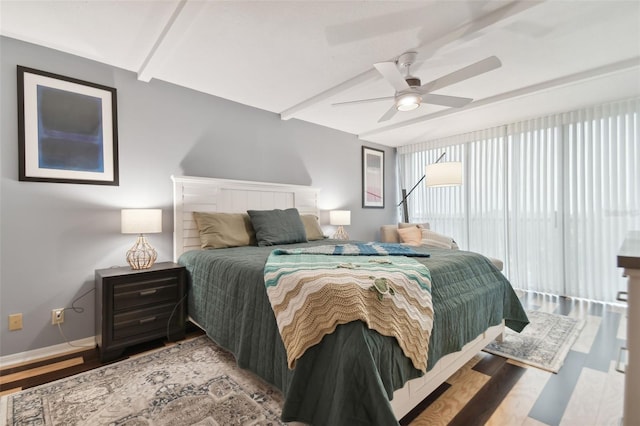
[264,243,434,372]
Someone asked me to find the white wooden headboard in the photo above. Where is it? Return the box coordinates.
[171,175,320,261]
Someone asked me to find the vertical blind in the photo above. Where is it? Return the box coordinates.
[397,98,640,302]
[507,117,564,296]
[467,128,508,266]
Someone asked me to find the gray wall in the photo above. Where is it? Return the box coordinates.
[0,36,398,357]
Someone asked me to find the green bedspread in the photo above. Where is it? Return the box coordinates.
[179,241,528,426]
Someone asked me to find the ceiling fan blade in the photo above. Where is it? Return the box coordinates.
[378,104,398,123]
[423,93,473,108]
[418,56,502,93]
[374,61,410,92]
[332,96,395,107]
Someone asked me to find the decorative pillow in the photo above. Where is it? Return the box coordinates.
[300,214,325,241]
[397,226,422,246]
[247,208,308,246]
[193,212,256,249]
[380,225,401,243]
[421,229,455,249]
[398,222,430,230]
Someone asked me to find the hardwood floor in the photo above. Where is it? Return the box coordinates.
[1,292,627,425]
[403,291,627,426]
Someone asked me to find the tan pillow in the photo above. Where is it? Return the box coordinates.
[300,214,325,241]
[193,212,256,249]
[380,225,400,243]
[421,229,455,249]
[397,226,422,246]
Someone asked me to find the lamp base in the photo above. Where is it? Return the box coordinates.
[332,226,349,240]
[126,234,158,270]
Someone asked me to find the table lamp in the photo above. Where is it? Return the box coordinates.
[330,210,351,240]
[121,209,162,269]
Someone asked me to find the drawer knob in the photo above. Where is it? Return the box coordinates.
[139,316,157,324]
[139,289,158,296]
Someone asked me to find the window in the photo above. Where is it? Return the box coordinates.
[397,99,640,302]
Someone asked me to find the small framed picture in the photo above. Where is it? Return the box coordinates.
[17,66,119,185]
[362,146,384,208]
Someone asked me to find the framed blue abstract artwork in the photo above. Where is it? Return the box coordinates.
[17,66,119,185]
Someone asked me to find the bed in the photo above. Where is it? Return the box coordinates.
[172,175,528,425]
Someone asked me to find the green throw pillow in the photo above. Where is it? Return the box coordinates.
[247,208,308,246]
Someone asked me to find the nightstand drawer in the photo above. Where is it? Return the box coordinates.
[113,277,179,311]
[113,303,175,340]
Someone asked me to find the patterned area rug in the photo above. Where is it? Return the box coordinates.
[484,310,584,373]
[1,336,284,425]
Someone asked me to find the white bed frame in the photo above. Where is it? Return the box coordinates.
[171,175,504,420]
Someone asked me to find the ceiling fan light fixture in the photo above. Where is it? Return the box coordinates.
[396,92,421,111]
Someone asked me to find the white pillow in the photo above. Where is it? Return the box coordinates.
[421,229,455,249]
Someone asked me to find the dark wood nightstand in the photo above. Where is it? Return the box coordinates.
[95,262,187,362]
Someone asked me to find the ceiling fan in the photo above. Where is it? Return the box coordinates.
[333,52,502,123]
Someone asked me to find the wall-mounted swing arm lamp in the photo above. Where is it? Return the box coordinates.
[397,152,462,223]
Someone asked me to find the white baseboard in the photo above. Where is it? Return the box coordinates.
[0,336,96,369]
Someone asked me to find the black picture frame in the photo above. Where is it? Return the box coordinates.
[362,146,384,208]
[17,66,119,185]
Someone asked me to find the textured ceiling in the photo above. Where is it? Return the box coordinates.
[2,0,639,147]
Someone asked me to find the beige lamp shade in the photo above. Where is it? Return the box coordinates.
[329,210,351,226]
[121,209,162,234]
[425,162,463,187]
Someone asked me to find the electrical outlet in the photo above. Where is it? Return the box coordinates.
[51,308,64,325]
[9,313,23,331]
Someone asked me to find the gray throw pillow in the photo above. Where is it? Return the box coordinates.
[247,208,308,246]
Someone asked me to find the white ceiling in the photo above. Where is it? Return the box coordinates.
[2,0,639,147]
